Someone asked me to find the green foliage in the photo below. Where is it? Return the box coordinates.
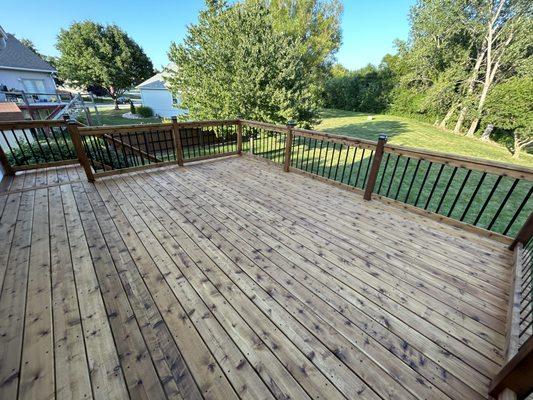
[323,63,394,113]
[167,0,341,126]
[484,77,533,155]
[56,21,154,102]
[6,138,75,166]
[136,106,154,118]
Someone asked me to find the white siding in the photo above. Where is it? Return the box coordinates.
[140,88,184,118]
[0,69,56,93]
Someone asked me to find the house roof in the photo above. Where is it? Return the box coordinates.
[136,62,176,90]
[0,33,56,73]
[136,72,167,90]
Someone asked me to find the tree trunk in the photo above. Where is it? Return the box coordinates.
[438,104,455,129]
[513,132,521,158]
[114,98,119,110]
[481,124,493,141]
[454,49,486,134]
[467,1,513,137]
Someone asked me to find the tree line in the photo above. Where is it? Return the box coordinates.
[17,0,530,156]
[324,0,532,157]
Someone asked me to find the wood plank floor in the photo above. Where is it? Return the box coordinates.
[0,156,513,400]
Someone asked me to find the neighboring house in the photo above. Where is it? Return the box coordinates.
[136,64,185,118]
[0,27,57,97]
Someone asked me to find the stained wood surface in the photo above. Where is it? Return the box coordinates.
[0,156,514,399]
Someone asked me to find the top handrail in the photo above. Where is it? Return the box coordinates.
[384,143,533,181]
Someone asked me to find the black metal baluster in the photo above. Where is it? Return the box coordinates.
[435,167,458,214]
[11,129,29,164]
[353,148,364,187]
[334,144,343,181]
[404,159,421,203]
[503,185,533,236]
[424,164,445,210]
[394,158,410,200]
[460,172,487,222]
[414,162,433,207]
[362,150,374,189]
[487,179,520,231]
[473,175,503,226]
[1,130,21,165]
[346,147,357,186]
[38,127,59,161]
[385,154,400,197]
[447,170,472,217]
[340,145,351,184]
[29,127,48,163]
[377,153,391,194]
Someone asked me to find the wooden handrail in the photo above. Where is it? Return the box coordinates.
[384,144,533,181]
[489,335,533,399]
[0,119,67,129]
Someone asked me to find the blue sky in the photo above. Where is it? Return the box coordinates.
[2,0,414,70]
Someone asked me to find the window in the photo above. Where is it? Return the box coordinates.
[22,79,46,94]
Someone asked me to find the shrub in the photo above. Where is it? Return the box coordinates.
[136,106,154,118]
[129,100,136,114]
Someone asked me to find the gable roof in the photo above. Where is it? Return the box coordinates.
[136,62,176,90]
[0,33,56,73]
[136,72,167,90]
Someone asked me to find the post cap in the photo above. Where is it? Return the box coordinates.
[286,120,297,127]
[378,134,388,142]
[171,116,177,121]
[67,120,78,125]
[62,114,70,121]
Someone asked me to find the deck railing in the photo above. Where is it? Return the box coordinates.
[1,117,532,241]
[0,118,78,174]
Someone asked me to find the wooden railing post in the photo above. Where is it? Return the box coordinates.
[510,213,533,250]
[363,134,387,200]
[283,120,296,172]
[0,145,15,176]
[236,119,243,155]
[171,116,184,166]
[67,120,95,182]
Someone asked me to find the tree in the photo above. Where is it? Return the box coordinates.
[56,21,154,109]
[167,1,340,125]
[19,38,40,55]
[484,77,532,158]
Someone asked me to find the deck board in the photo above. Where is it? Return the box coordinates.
[0,156,513,399]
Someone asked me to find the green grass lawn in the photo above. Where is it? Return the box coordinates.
[79,106,162,126]
[316,109,533,168]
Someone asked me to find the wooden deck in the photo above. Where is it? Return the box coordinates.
[0,155,513,400]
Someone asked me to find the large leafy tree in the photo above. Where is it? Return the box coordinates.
[484,77,532,157]
[56,21,154,109]
[167,0,341,126]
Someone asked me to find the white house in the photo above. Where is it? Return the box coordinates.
[0,26,57,98]
[136,64,185,118]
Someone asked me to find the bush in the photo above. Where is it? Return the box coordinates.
[136,106,154,118]
[129,100,136,114]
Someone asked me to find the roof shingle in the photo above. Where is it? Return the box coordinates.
[0,34,56,72]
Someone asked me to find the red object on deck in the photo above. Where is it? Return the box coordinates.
[0,102,24,121]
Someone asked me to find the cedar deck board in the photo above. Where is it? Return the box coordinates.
[0,157,513,400]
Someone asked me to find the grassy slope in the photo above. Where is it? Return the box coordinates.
[317,109,533,167]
